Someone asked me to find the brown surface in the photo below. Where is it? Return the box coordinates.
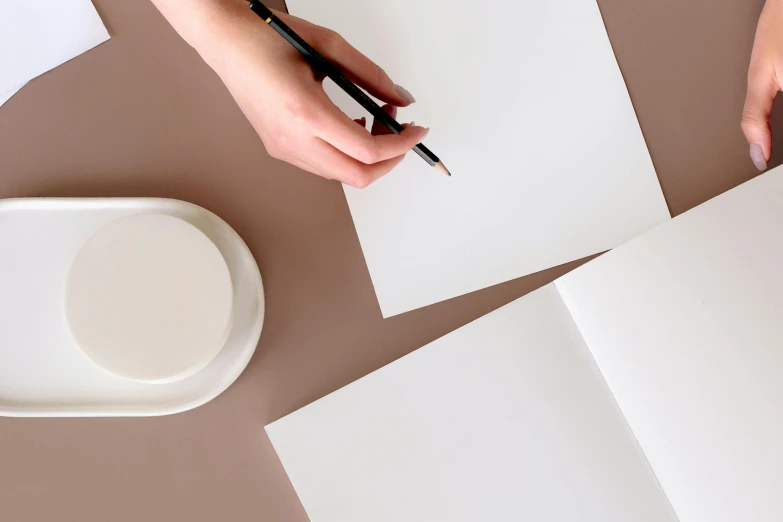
[0,0,773,520]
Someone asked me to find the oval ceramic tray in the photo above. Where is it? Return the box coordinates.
[0,198,264,417]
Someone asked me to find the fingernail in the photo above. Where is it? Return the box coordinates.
[750,143,768,171]
[395,84,416,103]
[422,127,430,140]
[410,121,415,126]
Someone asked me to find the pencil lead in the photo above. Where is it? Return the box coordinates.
[434,161,451,177]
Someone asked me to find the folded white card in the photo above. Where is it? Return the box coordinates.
[0,0,109,107]
[287,0,671,317]
[268,166,783,521]
[268,285,678,522]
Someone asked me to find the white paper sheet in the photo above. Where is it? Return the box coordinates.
[557,167,783,522]
[267,284,677,522]
[0,0,109,107]
[287,0,671,317]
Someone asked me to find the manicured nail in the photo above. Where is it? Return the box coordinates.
[750,143,768,172]
[395,84,416,103]
[422,127,430,140]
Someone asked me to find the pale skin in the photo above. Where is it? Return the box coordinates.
[149,0,427,188]
[155,0,776,178]
[744,0,783,171]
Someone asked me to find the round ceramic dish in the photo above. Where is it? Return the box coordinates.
[0,198,264,417]
[64,214,235,385]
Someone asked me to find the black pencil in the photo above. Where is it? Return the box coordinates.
[247,0,450,176]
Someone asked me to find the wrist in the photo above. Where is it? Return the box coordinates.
[151,0,245,53]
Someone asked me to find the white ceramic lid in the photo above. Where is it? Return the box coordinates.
[64,213,234,384]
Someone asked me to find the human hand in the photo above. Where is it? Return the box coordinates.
[186,5,427,187]
[742,0,783,171]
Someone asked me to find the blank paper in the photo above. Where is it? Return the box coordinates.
[287,0,671,317]
[267,284,677,522]
[557,167,783,522]
[0,0,109,107]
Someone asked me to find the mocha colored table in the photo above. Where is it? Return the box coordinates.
[0,1,772,520]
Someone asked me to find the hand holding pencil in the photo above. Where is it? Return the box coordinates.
[248,1,449,177]
[149,0,441,187]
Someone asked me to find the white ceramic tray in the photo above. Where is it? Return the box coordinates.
[0,198,264,417]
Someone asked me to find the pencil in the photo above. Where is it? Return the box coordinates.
[247,0,450,177]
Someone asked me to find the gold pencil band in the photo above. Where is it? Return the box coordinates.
[265,17,272,23]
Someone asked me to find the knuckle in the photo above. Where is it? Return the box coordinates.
[263,135,290,161]
[370,63,388,87]
[741,111,763,131]
[285,100,317,125]
[265,143,282,160]
[349,175,371,189]
[345,165,372,188]
[318,29,343,53]
[356,141,380,164]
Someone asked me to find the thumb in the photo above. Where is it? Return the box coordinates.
[316,31,416,107]
[742,70,777,171]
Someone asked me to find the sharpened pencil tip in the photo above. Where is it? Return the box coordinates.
[434,161,451,177]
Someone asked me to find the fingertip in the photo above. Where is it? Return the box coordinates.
[394,84,416,104]
[741,117,772,159]
[742,77,776,160]
[750,142,769,172]
[404,125,429,143]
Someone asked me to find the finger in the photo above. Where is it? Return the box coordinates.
[371,105,397,136]
[313,30,415,107]
[271,11,413,105]
[360,106,417,140]
[310,137,407,188]
[368,106,415,136]
[742,68,778,170]
[315,101,428,164]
